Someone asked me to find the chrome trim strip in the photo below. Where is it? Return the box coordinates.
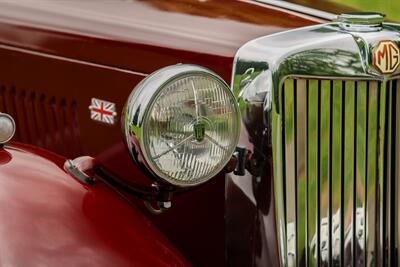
[0,44,148,77]
[249,0,336,21]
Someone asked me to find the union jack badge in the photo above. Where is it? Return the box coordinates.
[89,98,117,125]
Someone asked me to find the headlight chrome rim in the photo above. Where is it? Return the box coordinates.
[123,64,240,187]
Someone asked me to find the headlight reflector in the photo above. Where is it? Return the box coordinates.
[123,65,240,186]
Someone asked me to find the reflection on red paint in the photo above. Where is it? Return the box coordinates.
[0,148,11,165]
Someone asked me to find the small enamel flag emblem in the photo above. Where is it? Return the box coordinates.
[373,40,400,74]
[89,98,117,125]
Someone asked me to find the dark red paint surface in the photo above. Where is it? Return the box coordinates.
[226,104,280,266]
[0,143,189,267]
[0,0,320,265]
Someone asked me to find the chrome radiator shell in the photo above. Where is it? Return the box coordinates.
[230,20,400,266]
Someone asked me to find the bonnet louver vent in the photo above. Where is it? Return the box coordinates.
[0,85,82,157]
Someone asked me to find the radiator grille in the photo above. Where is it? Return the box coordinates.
[273,78,398,266]
[0,85,82,158]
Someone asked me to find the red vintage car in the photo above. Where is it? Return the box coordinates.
[0,1,398,266]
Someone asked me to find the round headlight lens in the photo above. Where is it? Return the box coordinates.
[124,65,240,186]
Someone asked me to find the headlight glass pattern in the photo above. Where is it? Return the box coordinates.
[141,72,239,186]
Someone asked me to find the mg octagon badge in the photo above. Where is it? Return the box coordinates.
[373,40,400,74]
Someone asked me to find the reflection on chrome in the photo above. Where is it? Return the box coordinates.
[332,210,340,264]
[275,77,388,267]
[286,207,366,266]
[309,208,365,266]
[231,15,400,267]
[287,222,296,267]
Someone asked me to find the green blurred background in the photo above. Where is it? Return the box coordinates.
[331,0,400,21]
[288,0,400,22]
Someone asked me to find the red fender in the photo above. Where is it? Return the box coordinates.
[0,143,190,267]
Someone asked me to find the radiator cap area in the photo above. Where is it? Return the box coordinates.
[337,12,385,32]
[0,113,15,144]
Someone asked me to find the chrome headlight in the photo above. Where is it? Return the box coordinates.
[123,64,240,187]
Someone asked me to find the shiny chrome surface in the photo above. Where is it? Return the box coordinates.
[231,13,400,267]
[123,64,240,187]
[0,112,15,143]
[64,156,96,185]
[276,78,394,267]
[337,12,385,32]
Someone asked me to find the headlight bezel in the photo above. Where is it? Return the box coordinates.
[123,64,240,187]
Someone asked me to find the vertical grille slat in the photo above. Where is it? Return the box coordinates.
[0,84,81,157]
[365,81,379,267]
[363,81,369,267]
[340,81,346,267]
[388,80,397,266]
[352,82,357,267]
[281,79,288,267]
[319,80,330,266]
[343,81,355,267]
[306,79,310,267]
[308,79,319,266]
[284,79,297,267]
[317,80,321,267]
[386,80,394,267]
[354,81,367,267]
[296,79,307,267]
[276,78,397,267]
[294,79,299,267]
[394,80,400,267]
[272,79,287,267]
[328,81,333,267]
[331,80,343,266]
[377,81,386,267]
